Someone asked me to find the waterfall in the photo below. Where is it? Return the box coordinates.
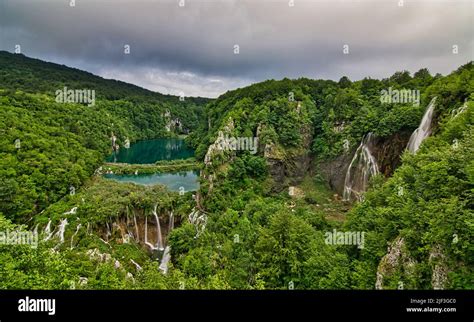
[156,211,176,274]
[169,211,174,232]
[189,209,199,224]
[144,216,149,246]
[343,133,379,202]
[144,216,157,250]
[188,208,207,238]
[43,219,53,241]
[70,223,82,249]
[196,214,207,237]
[407,97,437,153]
[152,203,164,250]
[63,206,77,215]
[451,101,467,119]
[159,246,171,275]
[55,218,68,243]
[130,259,143,271]
[133,213,139,242]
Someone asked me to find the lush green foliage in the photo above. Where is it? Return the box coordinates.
[0,51,207,220]
[0,51,472,290]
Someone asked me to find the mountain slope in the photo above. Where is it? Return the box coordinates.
[0,51,209,219]
[0,52,472,290]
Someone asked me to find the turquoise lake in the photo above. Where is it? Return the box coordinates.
[104,138,199,191]
[104,171,199,192]
[106,138,194,163]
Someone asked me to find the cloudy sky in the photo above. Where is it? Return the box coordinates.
[0,0,472,98]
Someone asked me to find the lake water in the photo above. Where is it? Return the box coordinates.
[104,138,199,191]
[104,170,200,192]
[106,138,194,164]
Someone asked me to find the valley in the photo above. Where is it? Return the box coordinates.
[0,51,472,290]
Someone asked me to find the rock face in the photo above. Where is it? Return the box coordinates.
[204,118,235,166]
[375,239,452,290]
[266,152,312,191]
[162,109,183,133]
[429,245,449,290]
[318,132,411,196]
[375,237,417,290]
[318,153,353,195]
[372,131,412,176]
[263,125,313,192]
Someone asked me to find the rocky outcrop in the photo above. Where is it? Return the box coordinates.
[429,244,449,290]
[318,153,353,195]
[198,117,236,208]
[162,109,183,133]
[375,237,417,290]
[262,124,313,192]
[376,239,452,290]
[204,118,235,166]
[372,131,412,176]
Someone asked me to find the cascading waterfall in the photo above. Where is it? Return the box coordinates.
[43,219,53,241]
[406,97,437,153]
[152,203,164,250]
[63,206,78,215]
[133,213,139,242]
[189,209,199,224]
[343,133,379,202]
[70,223,82,249]
[144,216,158,250]
[196,214,207,237]
[159,246,171,274]
[55,218,68,243]
[451,101,467,119]
[169,211,174,232]
[159,211,176,274]
[130,259,142,271]
[188,208,207,237]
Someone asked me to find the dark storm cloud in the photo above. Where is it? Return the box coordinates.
[0,0,472,97]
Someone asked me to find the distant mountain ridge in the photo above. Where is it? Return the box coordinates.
[0,50,210,104]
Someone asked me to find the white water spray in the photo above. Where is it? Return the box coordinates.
[133,213,139,242]
[152,203,164,250]
[55,218,68,243]
[159,246,171,274]
[343,133,379,202]
[407,97,437,153]
[70,223,82,249]
[169,211,174,232]
[144,216,158,250]
[43,219,53,241]
[63,206,78,215]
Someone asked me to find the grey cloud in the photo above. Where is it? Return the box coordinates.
[0,0,472,97]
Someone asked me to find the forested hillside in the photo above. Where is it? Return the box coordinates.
[0,51,208,220]
[181,62,473,289]
[0,52,472,290]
